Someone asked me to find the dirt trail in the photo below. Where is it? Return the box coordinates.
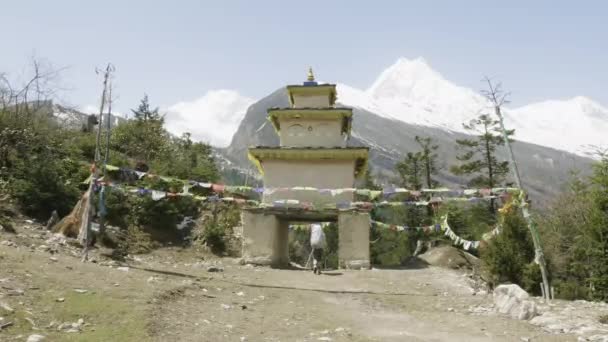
[145,260,574,341]
[1,225,577,342]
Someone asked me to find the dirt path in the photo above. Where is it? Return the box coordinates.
[147,263,575,342]
[1,225,577,342]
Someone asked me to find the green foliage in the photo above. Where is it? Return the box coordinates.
[197,203,241,255]
[371,227,415,266]
[0,110,89,219]
[396,152,423,190]
[131,94,163,122]
[535,155,608,300]
[150,133,219,182]
[370,206,426,266]
[451,114,512,189]
[481,211,540,294]
[396,136,440,190]
[323,223,339,268]
[99,95,220,250]
[415,136,440,188]
[438,202,496,241]
[111,118,167,164]
[114,224,157,257]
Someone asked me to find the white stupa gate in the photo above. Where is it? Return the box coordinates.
[242,69,371,269]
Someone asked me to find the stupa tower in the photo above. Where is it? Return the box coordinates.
[248,68,368,205]
[242,69,371,269]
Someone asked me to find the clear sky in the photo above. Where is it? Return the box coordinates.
[2,0,607,113]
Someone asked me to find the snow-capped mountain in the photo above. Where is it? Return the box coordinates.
[335,57,607,157]
[220,57,606,202]
[170,57,606,156]
[508,97,608,156]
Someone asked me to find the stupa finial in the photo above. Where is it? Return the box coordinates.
[307,67,315,82]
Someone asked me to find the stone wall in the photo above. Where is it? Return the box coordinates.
[338,211,370,269]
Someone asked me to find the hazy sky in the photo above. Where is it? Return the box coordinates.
[2,0,607,113]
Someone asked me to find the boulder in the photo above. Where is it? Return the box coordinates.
[417,245,480,270]
[494,284,538,320]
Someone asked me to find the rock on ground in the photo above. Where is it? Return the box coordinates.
[530,299,608,339]
[417,245,479,270]
[26,334,46,342]
[494,284,538,320]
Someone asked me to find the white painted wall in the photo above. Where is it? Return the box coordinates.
[279,118,345,147]
[293,94,331,108]
[262,159,356,204]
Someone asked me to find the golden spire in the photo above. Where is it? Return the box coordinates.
[307,67,315,82]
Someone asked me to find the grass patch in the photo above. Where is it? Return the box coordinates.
[45,291,148,342]
[2,291,149,342]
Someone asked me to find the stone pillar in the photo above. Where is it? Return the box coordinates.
[241,210,289,267]
[272,220,290,267]
[338,211,370,270]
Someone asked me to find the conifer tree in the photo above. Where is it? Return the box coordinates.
[112,95,166,163]
[451,114,513,211]
[415,135,439,189]
[131,94,163,122]
[396,152,423,190]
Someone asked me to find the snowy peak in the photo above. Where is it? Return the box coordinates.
[511,96,608,123]
[505,96,608,156]
[334,57,608,157]
[367,57,445,99]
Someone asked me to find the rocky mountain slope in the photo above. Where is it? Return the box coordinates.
[221,88,593,204]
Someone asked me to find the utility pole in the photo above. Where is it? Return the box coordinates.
[484,77,551,300]
[82,63,113,261]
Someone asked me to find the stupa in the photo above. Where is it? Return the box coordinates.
[242,69,371,269]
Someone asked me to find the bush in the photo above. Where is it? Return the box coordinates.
[481,211,541,294]
[195,203,240,255]
[371,227,415,266]
[438,202,496,242]
[202,221,226,254]
[370,206,427,266]
[113,224,157,258]
[8,158,83,220]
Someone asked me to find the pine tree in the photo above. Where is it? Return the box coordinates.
[451,114,513,211]
[586,152,608,300]
[113,95,167,163]
[396,152,423,190]
[131,94,163,122]
[415,135,439,189]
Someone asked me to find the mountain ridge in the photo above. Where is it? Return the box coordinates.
[178,57,607,156]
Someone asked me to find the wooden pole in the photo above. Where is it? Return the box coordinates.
[494,105,551,300]
[82,64,112,262]
[99,71,114,238]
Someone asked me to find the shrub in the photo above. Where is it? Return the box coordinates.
[113,224,157,258]
[196,203,240,255]
[481,211,541,294]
